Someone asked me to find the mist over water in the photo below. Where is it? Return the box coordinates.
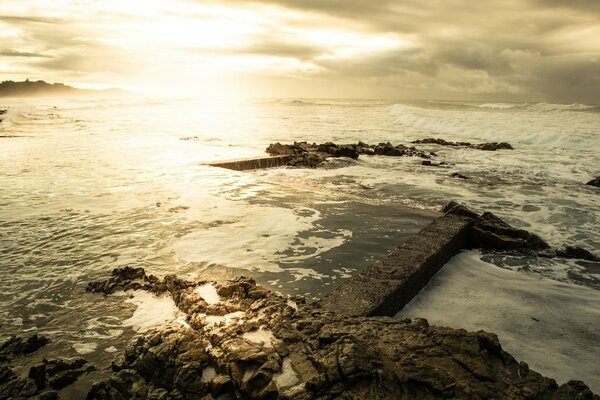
[1,97,599,391]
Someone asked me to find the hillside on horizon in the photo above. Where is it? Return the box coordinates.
[0,79,126,97]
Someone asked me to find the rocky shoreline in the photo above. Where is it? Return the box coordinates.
[2,203,598,399]
[57,268,600,399]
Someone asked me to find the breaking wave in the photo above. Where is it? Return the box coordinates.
[389,103,600,150]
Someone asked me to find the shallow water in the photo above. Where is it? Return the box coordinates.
[1,97,599,392]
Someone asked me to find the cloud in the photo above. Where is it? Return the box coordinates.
[0,0,598,101]
[0,50,51,58]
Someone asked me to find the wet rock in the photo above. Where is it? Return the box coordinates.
[0,365,38,400]
[450,172,470,179]
[586,176,600,187]
[86,266,164,295]
[413,137,513,151]
[474,142,513,151]
[421,160,447,167]
[266,141,431,168]
[44,357,95,390]
[556,246,600,262]
[0,334,50,362]
[443,202,551,252]
[86,270,598,400]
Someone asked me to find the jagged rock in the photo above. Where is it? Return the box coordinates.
[0,334,50,362]
[265,141,431,168]
[86,270,598,400]
[443,202,551,252]
[412,138,513,151]
[0,337,95,398]
[586,176,600,187]
[44,357,95,390]
[86,266,165,295]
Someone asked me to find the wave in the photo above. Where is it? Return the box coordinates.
[476,102,599,112]
[389,103,600,151]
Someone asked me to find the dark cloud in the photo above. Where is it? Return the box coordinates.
[0,50,51,58]
[242,40,321,59]
[535,0,600,13]
[0,15,65,24]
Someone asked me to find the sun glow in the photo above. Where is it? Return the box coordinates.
[0,0,418,97]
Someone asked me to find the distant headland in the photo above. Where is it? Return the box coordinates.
[0,79,126,97]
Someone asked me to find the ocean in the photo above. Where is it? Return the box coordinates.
[1,97,599,393]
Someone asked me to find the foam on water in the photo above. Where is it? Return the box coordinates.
[389,102,600,151]
[242,328,275,348]
[122,291,181,333]
[273,357,299,390]
[172,203,351,273]
[195,283,221,305]
[397,251,600,393]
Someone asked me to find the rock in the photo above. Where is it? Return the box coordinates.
[421,160,447,167]
[556,246,600,261]
[473,142,513,151]
[442,203,551,252]
[0,334,50,362]
[412,137,513,151]
[265,140,431,168]
[586,176,600,187]
[86,266,164,295]
[44,357,95,390]
[450,172,470,179]
[86,269,598,400]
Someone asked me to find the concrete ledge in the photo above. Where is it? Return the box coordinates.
[207,155,293,171]
[319,214,472,317]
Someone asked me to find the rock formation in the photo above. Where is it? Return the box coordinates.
[265,141,432,168]
[586,176,600,187]
[0,334,95,399]
[412,138,513,151]
[84,268,598,400]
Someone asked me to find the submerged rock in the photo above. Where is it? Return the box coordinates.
[412,138,513,151]
[0,334,93,399]
[0,334,50,362]
[586,176,600,187]
[86,269,598,400]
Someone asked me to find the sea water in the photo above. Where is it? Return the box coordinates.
[0,97,598,390]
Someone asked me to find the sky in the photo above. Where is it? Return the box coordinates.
[0,0,599,101]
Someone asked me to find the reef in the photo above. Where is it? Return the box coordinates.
[265,141,432,168]
[81,267,598,400]
[412,138,513,151]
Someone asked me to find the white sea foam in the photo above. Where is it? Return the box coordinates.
[397,251,600,393]
[195,283,221,304]
[389,103,600,151]
[122,291,181,333]
[73,342,97,354]
[273,357,299,390]
[242,328,274,348]
[172,202,351,274]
